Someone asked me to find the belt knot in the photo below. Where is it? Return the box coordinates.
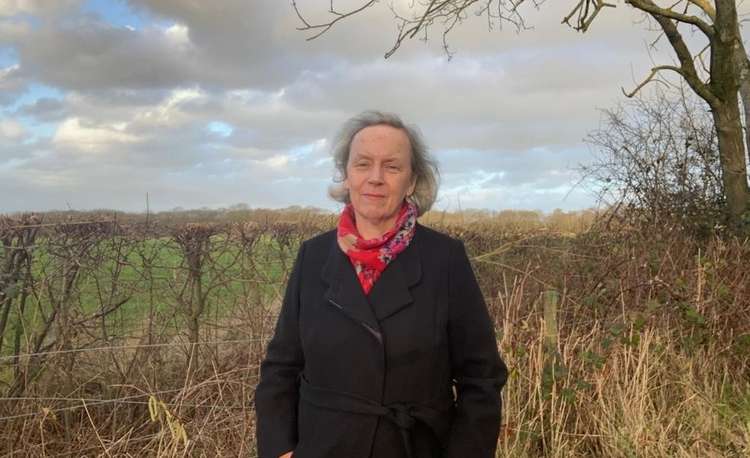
[385,403,416,429]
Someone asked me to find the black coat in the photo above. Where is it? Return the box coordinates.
[255,223,508,458]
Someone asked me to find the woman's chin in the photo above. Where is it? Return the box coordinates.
[357,206,395,222]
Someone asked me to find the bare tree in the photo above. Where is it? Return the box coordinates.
[293,0,750,230]
[582,86,724,233]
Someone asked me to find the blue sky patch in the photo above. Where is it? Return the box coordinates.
[207,121,234,138]
[0,47,17,68]
[82,0,146,29]
[9,84,63,111]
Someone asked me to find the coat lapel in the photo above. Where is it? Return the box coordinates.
[321,225,424,338]
[321,237,381,340]
[367,227,422,321]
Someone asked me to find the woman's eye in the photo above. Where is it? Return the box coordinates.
[386,165,400,171]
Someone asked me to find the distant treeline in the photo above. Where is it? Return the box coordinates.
[4,205,600,235]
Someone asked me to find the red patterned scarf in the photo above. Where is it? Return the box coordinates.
[337,200,418,295]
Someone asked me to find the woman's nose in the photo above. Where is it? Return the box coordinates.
[367,166,384,183]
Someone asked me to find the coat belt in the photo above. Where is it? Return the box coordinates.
[299,375,454,458]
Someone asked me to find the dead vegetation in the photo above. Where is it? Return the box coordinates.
[0,208,747,456]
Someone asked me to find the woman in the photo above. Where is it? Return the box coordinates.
[255,111,508,458]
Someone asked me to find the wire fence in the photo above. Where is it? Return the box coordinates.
[0,337,270,363]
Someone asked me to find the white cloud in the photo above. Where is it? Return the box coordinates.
[0,0,80,17]
[53,117,140,153]
[0,117,25,140]
[0,64,25,103]
[260,154,290,169]
[164,23,189,46]
[132,88,206,127]
[0,64,20,83]
[2,0,734,213]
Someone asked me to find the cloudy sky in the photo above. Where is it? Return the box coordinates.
[0,0,720,213]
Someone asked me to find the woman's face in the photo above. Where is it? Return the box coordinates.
[344,125,417,232]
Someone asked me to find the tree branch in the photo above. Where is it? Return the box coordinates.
[651,12,719,106]
[294,0,535,59]
[625,0,715,39]
[409,0,442,38]
[695,42,711,75]
[563,0,616,32]
[384,0,491,59]
[622,65,683,97]
[686,0,716,19]
[292,0,378,41]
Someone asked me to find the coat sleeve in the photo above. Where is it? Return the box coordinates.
[254,241,306,458]
[443,240,508,458]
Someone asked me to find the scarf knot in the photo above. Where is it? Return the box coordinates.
[337,201,417,294]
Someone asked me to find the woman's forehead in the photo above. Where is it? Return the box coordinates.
[350,125,411,156]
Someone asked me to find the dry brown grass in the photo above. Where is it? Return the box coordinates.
[0,209,747,457]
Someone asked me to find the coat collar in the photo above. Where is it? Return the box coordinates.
[321,224,423,336]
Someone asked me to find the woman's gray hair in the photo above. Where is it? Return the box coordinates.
[328,110,440,216]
